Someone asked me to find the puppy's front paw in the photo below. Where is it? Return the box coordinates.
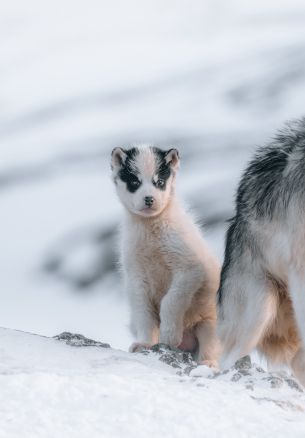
[159,325,183,349]
[129,342,152,353]
[199,359,219,370]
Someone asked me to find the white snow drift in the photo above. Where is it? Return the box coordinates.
[0,328,304,438]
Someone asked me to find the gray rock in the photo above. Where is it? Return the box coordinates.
[251,396,304,412]
[231,372,242,382]
[141,343,196,372]
[265,376,284,389]
[54,332,110,348]
[285,377,303,393]
[234,355,252,371]
[239,369,251,376]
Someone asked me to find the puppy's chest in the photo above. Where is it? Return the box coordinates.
[136,237,170,275]
[126,229,174,299]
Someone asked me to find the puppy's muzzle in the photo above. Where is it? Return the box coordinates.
[144,196,154,207]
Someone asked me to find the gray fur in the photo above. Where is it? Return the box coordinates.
[217,118,305,386]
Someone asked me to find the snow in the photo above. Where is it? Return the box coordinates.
[0,328,304,438]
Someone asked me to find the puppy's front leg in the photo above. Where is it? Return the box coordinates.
[127,277,159,353]
[159,269,202,348]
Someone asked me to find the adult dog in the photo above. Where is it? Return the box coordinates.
[218,119,305,385]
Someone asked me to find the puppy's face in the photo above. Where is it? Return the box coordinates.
[111,145,180,218]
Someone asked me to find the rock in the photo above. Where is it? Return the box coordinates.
[54,332,110,348]
[239,369,251,376]
[234,355,252,371]
[140,343,196,372]
[231,372,242,382]
[265,376,284,389]
[285,377,303,393]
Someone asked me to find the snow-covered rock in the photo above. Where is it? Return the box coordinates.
[0,328,304,438]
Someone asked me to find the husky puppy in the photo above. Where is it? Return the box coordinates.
[218,118,305,385]
[111,145,220,366]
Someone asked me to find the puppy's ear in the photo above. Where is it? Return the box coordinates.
[165,148,180,170]
[111,147,127,170]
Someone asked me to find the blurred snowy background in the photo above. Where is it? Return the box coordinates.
[1,0,305,350]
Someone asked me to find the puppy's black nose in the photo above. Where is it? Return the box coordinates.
[144,196,154,207]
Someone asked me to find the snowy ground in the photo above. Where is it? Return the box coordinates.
[1,1,305,435]
[0,328,304,438]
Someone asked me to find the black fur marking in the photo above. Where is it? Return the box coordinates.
[235,119,305,220]
[118,147,142,193]
[217,219,237,305]
[236,146,293,218]
[152,147,172,191]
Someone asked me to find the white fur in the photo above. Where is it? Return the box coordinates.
[219,209,305,384]
[112,145,220,365]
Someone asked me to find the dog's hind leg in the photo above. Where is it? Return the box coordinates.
[287,268,305,384]
[218,271,277,371]
[291,347,305,387]
[196,319,220,368]
[288,269,305,343]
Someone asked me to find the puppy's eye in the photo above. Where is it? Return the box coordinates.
[130,179,140,188]
[156,179,165,188]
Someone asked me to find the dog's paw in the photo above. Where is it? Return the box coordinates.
[129,342,152,353]
[199,359,219,370]
[159,325,183,349]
